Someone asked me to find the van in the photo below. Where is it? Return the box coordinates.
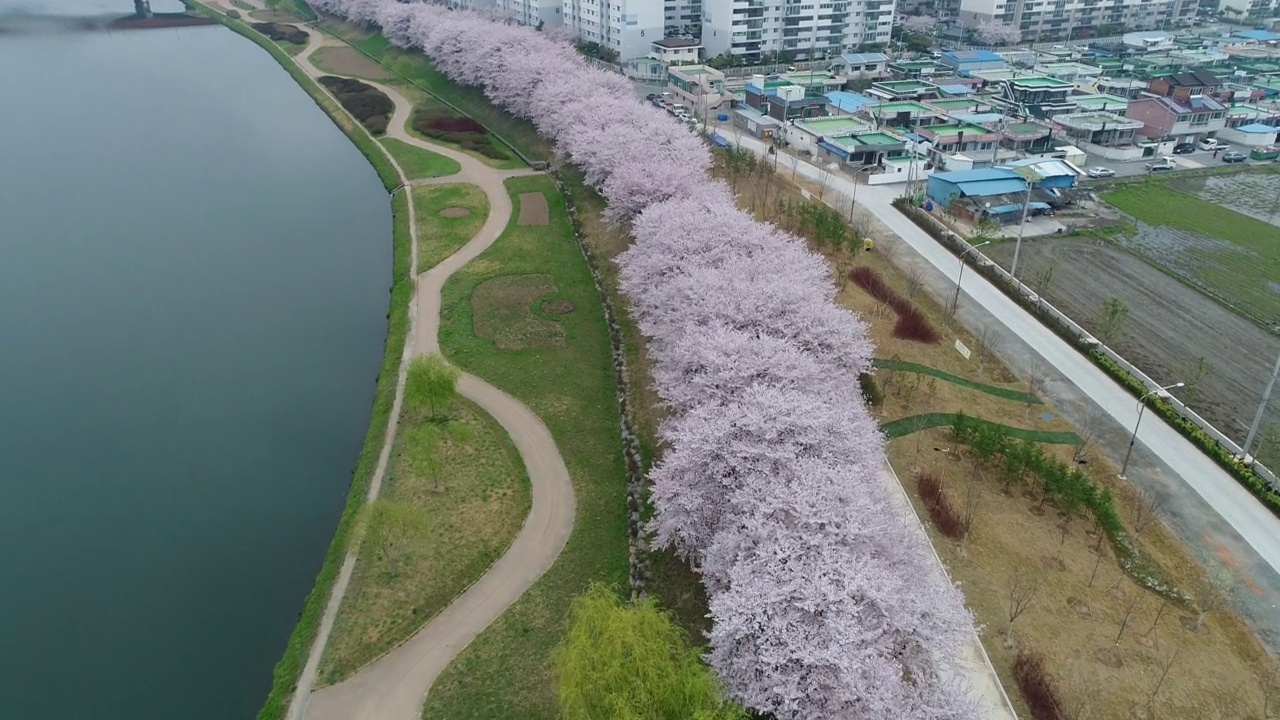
[670,103,686,114]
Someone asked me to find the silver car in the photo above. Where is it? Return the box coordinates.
[1085,167,1115,178]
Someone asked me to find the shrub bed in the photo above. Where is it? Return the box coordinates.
[251,21,307,45]
[917,474,966,540]
[411,107,506,160]
[849,266,940,343]
[318,75,391,134]
[1013,651,1064,720]
[890,197,1280,521]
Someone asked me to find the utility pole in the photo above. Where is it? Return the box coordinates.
[1243,347,1280,462]
[1010,180,1034,287]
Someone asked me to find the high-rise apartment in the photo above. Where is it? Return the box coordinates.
[699,0,895,63]
[958,0,1199,42]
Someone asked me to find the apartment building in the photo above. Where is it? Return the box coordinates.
[493,0,563,30]
[1221,0,1274,18]
[700,0,895,63]
[958,0,1200,43]
[559,0,667,60]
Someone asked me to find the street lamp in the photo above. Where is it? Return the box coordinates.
[1119,382,1185,478]
[950,240,992,315]
[848,165,877,221]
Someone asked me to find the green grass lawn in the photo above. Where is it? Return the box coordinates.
[316,394,531,685]
[1103,182,1280,324]
[381,138,461,180]
[412,184,489,270]
[423,176,627,719]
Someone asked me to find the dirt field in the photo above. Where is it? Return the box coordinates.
[311,46,391,81]
[985,238,1280,466]
[517,192,549,226]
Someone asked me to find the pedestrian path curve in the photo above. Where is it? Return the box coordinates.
[209,10,576,719]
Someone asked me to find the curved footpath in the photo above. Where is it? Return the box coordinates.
[211,11,576,720]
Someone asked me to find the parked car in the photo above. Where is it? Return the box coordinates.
[1222,150,1247,163]
[1172,143,1197,155]
[1085,166,1115,178]
[1198,138,1226,151]
[1146,156,1177,172]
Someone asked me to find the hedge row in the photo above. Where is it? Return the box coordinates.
[892,197,1280,521]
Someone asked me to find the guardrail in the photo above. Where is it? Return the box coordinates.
[892,200,1280,504]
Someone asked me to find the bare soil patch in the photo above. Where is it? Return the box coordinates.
[312,46,391,81]
[471,274,565,349]
[438,207,470,218]
[541,299,575,315]
[517,192,549,226]
[984,238,1280,466]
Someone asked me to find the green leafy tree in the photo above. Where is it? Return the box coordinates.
[1094,297,1130,343]
[406,354,460,420]
[554,584,747,720]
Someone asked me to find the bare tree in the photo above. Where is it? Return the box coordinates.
[1024,361,1049,420]
[1072,410,1107,464]
[1191,566,1235,633]
[1145,646,1180,713]
[904,264,926,300]
[974,324,1001,378]
[1262,664,1280,719]
[1114,589,1142,645]
[1177,355,1213,407]
[1032,258,1059,297]
[1141,598,1172,649]
[1087,544,1107,588]
[1129,486,1168,540]
[1059,680,1097,720]
[1005,565,1041,647]
[817,162,839,200]
[961,480,983,540]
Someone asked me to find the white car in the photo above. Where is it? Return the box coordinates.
[1085,166,1115,178]
[1198,138,1226,151]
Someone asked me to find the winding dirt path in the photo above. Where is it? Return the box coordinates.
[213,11,575,719]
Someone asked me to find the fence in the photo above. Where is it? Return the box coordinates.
[895,202,1280,497]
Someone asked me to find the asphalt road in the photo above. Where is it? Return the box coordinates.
[727,131,1280,652]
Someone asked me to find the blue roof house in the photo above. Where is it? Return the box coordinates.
[939,50,1006,75]
[926,168,1027,211]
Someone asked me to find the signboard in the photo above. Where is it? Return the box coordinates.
[955,339,972,360]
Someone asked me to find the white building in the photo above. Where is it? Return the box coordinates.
[650,36,703,63]
[563,0,666,60]
[700,0,894,64]
[958,0,1199,43]
[1220,0,1274,18]
[494,0,565,30]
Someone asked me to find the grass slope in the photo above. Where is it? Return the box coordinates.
[1103,182,1280,324]
[873,357,1042,404]
[381,138,461,180]
[424,176,627,719]
[412,184,489,270]
[317,394,531,684]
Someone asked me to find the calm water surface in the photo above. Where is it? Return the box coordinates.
[0,5,391,718]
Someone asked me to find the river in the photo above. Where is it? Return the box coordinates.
[0,3,392,718]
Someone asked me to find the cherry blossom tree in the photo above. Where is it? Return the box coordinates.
[902,15,938,35]
[303,3,981,718]
[974,21,1021,46]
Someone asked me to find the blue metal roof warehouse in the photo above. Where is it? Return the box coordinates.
[926,169,1027,210]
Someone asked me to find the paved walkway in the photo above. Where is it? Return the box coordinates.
[727,132,1280,650]
[210,9,576,719]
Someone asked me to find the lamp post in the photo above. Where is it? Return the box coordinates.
[848,164,876,221]
[1241,346,1280,462]
[1120,382,1185,479]
[950,240,992,315]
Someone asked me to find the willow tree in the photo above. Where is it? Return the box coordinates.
[553,584,744,720]
[405,353,459,421]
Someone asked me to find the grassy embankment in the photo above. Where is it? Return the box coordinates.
[422,176,628,719]
[383,138,462,180]
[412,184,489,269]
[316,389,532,684]
[1103,181,1280,325]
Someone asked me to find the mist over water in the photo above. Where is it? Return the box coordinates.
[0,18,390,720]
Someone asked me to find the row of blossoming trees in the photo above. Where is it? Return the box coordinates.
[310,1,980,716]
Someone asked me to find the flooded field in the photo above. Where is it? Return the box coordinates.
[1174,171,1280,228]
